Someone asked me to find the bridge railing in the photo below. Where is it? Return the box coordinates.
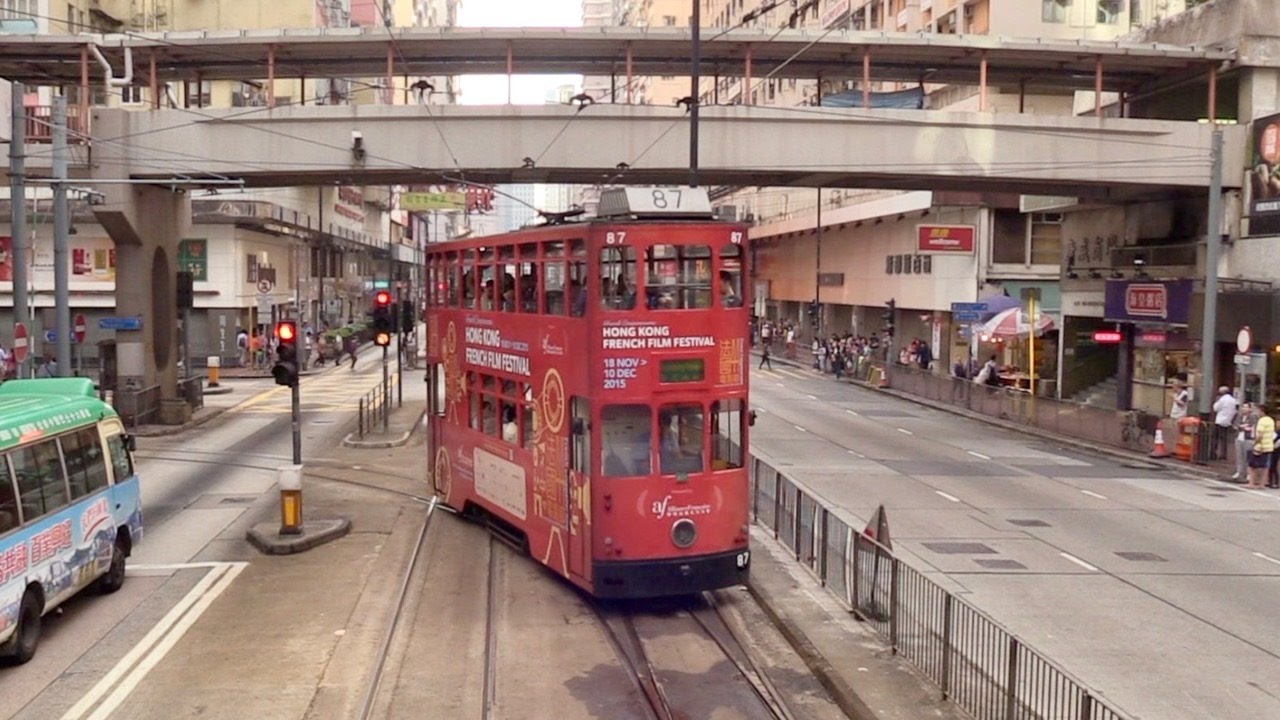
[751,456,1132,720]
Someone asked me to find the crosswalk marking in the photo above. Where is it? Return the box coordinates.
[236,371,400,415]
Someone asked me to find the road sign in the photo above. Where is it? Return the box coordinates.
[99,316,143,331]
[13,323,28,363]
[256,278,274,294]
[950,302,988,314]
[1235,353,1252,366]
[1237,326,1252,354]
[953,311,981,323]
[44,329,81,345]
[74,314,86,344]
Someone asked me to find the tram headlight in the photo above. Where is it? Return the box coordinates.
[671,519,697,548]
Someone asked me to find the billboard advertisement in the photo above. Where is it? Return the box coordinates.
[1249,112,1280,236]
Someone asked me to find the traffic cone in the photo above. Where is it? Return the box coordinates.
[1150,428,1169,458]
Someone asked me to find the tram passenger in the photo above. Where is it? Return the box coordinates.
[502,406,518,444]
[521,273,539,312]
[615,276,636,309]
[720,271,742,308]
[502,274,516,311]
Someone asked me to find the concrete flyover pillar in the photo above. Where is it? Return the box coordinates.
[91,177,191,425]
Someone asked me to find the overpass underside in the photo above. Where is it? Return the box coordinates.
[80,105,1244,197]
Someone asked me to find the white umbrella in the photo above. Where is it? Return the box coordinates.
[979,307,1055,338]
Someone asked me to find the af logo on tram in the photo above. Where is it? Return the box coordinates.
[424,186,752,598]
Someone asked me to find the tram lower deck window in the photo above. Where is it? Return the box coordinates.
[601,405,652,478]
[659,404,704,475]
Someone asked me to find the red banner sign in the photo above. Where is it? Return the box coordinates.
[917,225,975,254]
[1092,330,1123,344]
[1124,284,1168,318]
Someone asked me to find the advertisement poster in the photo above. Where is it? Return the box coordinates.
[1250,112,1280,236]
[0,236,10,282]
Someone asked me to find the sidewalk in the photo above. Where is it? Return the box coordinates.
[751,348,1239,483]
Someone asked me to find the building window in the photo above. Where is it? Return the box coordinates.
[1129,0,1142,25]
[1098,0,1121,23]
[1029,213,1063,266]
[1042,0,1069,23]
[120,84,145,104]
[663,14,677,26]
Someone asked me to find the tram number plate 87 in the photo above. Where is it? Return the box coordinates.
[736,551,750,568]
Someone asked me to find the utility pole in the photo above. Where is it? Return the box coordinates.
[9,82,28,378]
[1197,127,1225,459]
[689,0,701,187]
[52,97,72,377]
[815,187,823,340]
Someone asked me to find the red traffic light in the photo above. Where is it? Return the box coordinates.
[375,290,392,306]
[276,321,297,342]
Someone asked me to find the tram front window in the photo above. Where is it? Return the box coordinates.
[659,404,704,475]
[601,405,652,478]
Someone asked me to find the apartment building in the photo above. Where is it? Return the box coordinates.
[1,0,433,369]
[582,0,651,101]
[710,0,1197,408]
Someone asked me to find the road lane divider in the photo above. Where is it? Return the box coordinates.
[966,451,991,460]
[61,562,249,720]
[897,428,913,436]
[1059,552,1099,572]
[1081,490,1108,500]
[794,426,808,433]
[1253,552,1280,567]
[935,491,961,503]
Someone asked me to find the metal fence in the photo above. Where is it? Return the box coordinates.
[179,375,204,411]
[113,384,161,428]
[751,457,1132,720]
[356,380,392,438]
[888,365,1157,455]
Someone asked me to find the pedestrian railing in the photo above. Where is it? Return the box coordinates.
[357,381,391,438]
[179,375,204,411]
[888,365,1156,455]
[751,457,1133,720]
[113,383,161,428]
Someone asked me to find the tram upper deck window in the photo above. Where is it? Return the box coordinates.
[519,261,539,313]
[569,259,588,317]
[600,246,638,310]
[461,250,477,309]
[645,245,712,310]
[544,261,566,315]
[719,244,744,308]
[659,404,705,475]
[601,405,652,478]
[446,252,461,307]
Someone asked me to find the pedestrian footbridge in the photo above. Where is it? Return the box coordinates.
[82,103,1244,196]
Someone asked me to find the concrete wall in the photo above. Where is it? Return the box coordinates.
[1127,0,1280,66]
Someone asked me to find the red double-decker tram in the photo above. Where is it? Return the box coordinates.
[425,187,751,599]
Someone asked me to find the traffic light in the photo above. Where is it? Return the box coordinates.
[883,298,896,337]
[373,290,393,347]
[272,321,299,387]
[400,299,414,334]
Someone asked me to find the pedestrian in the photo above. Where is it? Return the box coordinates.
[758,342,772,370]
[348,335,358,370]
[1211,386,1238,461]
[36,354,57,378]
[0,342,10,381]
[1168,380,1190,452]
[235,327,249,367]
[1246,403,1275,489]
[1230,403,1256,483]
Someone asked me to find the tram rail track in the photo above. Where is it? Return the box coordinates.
[595,592,799,720]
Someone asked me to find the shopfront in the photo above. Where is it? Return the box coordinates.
[1104,279,1195,416]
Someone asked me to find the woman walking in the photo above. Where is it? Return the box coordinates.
[1246,404,1276,489]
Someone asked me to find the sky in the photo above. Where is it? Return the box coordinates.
[457,0,584,104]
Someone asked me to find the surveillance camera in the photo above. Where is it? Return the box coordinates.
[351,130,363,143]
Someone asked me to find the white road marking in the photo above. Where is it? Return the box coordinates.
[1081,490,1108,500]
[775,382,786,387]
[936,491,961,503]
[1253,552,1280,567]
[806,394,818,400]
[847,450,865,458]
[897,428,913,436]
[63,562,249,720]
[845,410,859,416]
[794,425,808,433]
[967,451,991,460]
[1059,552,1099,572]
